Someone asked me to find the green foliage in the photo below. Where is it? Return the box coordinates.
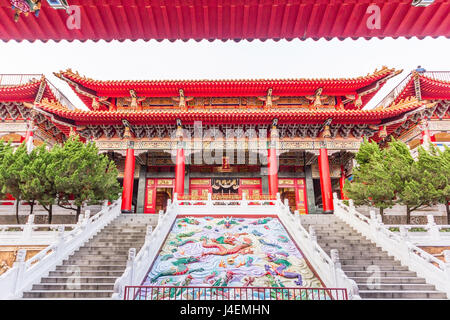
[345,138,450,224]
[51,136,121,219]
[0,136,121,223]
[398,144,446,213]
[343,139,396,219]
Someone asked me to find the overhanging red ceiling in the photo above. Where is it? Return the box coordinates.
[0,0,448,42]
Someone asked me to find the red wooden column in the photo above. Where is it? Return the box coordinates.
[174,123,185,197]
[318,148,334,213]
[121,128,135,213]
[267,123,279,197]
[339,165,348,200]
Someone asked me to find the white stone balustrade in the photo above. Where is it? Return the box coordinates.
[385,214,450,246]
[0,198,122,299]
[0,214,78,246]
[333,193,450,299]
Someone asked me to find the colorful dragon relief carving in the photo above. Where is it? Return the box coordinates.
[144,216,322,289]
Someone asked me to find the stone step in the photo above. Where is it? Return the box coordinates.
[32,283,115,291]
[340,259,400,266]
[87,240,145,245]
[56,265,125,271]
[317,236,370,241]
[62,259,127,266]
[81,244,140,249]
[334,253,390,259]
[359,290,448,299]
[49,270,124,277]
[74,249,130,255]
[356,283,436,291]
[317,239,373,245]
[342,265,409,272]
[320,244,382,251]
[350,277,426,284]
[344,270,418,278]
[67,255,129,261]
[41,276,117,284]
[22,290,114,299]
[94,235,144,239]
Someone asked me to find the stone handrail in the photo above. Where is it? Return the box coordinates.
[170,193,280,216]
[386,217,450,246]
[333,194,450,298]
[276,199,361,300]
[112,201,178,300]
[0,198,122,299]
[0,214,77,246]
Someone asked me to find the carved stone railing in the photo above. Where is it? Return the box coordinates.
[112,194,353,300]
[112,201,178,300]
[387,215,450,246]
[333,194,450,298]
[0,200,102,217]
[172,193,279,215]
[0,198,122,299]
[277,199,361,300]
[0,214,77,246]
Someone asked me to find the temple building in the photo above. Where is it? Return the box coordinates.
[1,67,449,216]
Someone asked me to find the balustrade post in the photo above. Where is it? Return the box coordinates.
[102,200,108,211]
[173,193,178,204]
[127,248,136,285]
[207,193,212,208]
[308,225,317,243]
[77,213,84,226]
[146,225,153,256]
[330,249,341,288]
[295,210,301,227]
[158,210,164,227]
[369,210,379,240]
[23,214,35,241]
[84,210,91,221]
[55,225,65,254]
[242,193,247,207]
[399,226,409,241]
[443,251,450,283]
[283,199,290,214]
[427,215,440,241]
[12,249,27,296]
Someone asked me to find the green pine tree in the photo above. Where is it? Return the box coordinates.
[398,144,448,224]
[52,136,120,220]
[344,139,396,222]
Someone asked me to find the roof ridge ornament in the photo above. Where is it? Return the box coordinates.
[258,88,279,110]
[172,89,193,111]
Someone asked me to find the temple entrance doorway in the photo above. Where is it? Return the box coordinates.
[279,179,308,214]
[280,189,296,212]
[144,179,174,213]
[155,189,172,213]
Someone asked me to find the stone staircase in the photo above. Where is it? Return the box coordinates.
[301,215,448,300]
[22,214,156,299]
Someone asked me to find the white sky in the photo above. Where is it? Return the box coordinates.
[0,37,448,110]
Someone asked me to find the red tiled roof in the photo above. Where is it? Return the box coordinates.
[395,71,450,102]
[1,0,448,42]
[56,66,401,110]
[35,96,431,126]
[0,76,56,102]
